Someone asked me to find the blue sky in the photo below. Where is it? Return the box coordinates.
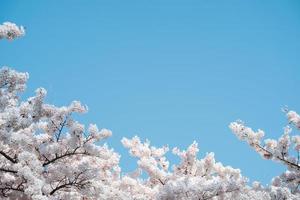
[1,1,300,184]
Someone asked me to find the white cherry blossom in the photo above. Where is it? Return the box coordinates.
[2,21,300,199]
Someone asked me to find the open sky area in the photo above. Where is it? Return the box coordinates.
[1,0,300,185]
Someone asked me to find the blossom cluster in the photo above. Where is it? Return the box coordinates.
[229,111,300,199]
[0,22,25,40]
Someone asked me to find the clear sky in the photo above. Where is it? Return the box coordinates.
[1,0,300,185]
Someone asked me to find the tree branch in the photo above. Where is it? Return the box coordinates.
[0,167,17,174]
[255,144,300,171]
[55,117,68,142]
[49,170,89,195]
[0,151,17,164]
[42,147,88,167]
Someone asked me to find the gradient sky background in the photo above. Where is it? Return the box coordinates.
[1,0,300,185]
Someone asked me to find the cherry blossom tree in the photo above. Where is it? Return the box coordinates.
[230,110,300,199]
[0,66,123,199]
[1,21,300,200]
[0,66,250,199]
[122,137,255,200]
[0,22,121,199]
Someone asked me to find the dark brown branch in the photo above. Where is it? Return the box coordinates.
[255,144,300,171]
[0,151,17,163]
[0,179,26,197]
[0,186,24,195]
[55,117,68,142]
[49,182,72,195]
[158,178,165,185]
[42,147,88,167]
[49,171,89,195]
[0,167,17,174]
